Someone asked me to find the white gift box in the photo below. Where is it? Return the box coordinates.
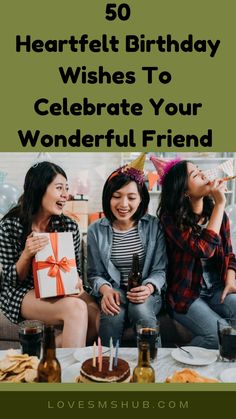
[33,232,80,298]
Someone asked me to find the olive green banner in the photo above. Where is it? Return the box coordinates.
[0,386,235,419]
[1,0,235,151]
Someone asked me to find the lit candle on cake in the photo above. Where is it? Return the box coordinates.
[114,339,119,368]
[109,337,113,371]
[98,336,102,372]
[92,341,96,368]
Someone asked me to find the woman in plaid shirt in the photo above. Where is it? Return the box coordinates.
[0,162,99,348]
[158,160,236,349]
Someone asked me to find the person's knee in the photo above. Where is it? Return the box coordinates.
[223,295,236,318]
[60,297,88,321]
[129,309,157,330]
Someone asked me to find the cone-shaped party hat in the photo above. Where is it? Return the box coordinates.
[150,155,181,184]
[108,153,146,184]
[127,152,146,172]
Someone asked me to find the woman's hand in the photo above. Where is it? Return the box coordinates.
[16,233,49,281]
[68,275,84,297]
[23,233,49,260]
[207,179,227,234]
[100,286,121,315]
[209,179,227,206]
[127,285,153,304]
[76,275,84,292]
[221,270,236,303]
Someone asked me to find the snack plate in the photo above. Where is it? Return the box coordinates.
[171,346,218,366]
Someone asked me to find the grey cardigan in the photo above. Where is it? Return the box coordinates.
[87,214,167,297]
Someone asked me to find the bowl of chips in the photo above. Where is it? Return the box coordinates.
[0,349,39,383]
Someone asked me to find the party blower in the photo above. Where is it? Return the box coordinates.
[203,158,235,182]
[222,175,236,181]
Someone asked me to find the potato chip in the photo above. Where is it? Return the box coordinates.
[0,349,39,383]
[0,372,7,381]
[24,369,37,383]
[28,356,39,370]
[0,359,19,372]
[8,371,26,383]
[6,349,29,359]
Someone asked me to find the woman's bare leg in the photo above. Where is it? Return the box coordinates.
[21,290,88,347]
[79,292,100,344]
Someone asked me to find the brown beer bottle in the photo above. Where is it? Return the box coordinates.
[37,325,61,383]
[127,253,142,291]
[133,342,155,383]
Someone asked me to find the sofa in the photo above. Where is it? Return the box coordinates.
[0,264,19,348]
[0,260,192,350]
[0,311,20,349]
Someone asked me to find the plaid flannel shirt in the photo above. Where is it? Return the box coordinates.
[161,212,236,314]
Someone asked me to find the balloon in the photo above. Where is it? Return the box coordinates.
[0,183,21,215]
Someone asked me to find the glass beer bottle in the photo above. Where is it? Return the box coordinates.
[37,325,61,383]
[128,253,142,291]
[133,342,155,383]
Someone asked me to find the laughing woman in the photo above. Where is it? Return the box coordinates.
[87,154,167,346]
[0,161,99,347]
[153,157,236,349]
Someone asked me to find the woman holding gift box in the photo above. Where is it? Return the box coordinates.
[0,161,99,348]
[151,156,236,349]
[87,153,167,346]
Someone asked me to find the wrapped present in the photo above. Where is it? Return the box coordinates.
[32,232,80,298]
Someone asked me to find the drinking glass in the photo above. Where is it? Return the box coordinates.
[136,319,160,363]
[18,320,44,358]
[217,318,236,362]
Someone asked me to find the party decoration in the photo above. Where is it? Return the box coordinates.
[108,152,146,184]
[203,159,234,181]
[0,183,21,215]
[147,171,159,191]
[0,171,7,185]
[150,156,181,184]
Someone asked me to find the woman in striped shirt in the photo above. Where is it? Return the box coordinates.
[87,156,167,346]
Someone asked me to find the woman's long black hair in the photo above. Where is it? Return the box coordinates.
[2,161,68,243]
[158,160,214,231]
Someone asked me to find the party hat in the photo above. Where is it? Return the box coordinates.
[150,155,181,184]
[127,152,146,172]
[108,153,146,184]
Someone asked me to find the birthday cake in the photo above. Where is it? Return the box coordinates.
[79,356,131,383]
